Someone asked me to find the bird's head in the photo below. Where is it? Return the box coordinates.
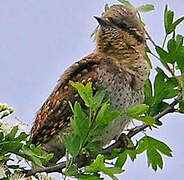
[94,5,146,59]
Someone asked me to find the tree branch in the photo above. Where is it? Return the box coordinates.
[24,162,66,177]
[128,94,182,138]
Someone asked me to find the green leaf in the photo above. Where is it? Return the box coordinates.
[0,141,22,154]
[115,152,127,168]
[95,103,120,126]
[137,4,154,13]
[0,132,4,141]
[104,111,121,126]
[153,68,179,104]
[85,140,102,155]
[164,5,184,34]
[150,101,169,117]
[86,154,104,173]
[145,46,152,53]
[5,126,18,140]
[155,46,169,66]
[147,148,163,171]
[95,102,109,126]
[0,104,7,112]
[15,132,28,142]
[136,138,147,154]
[7,165,20,170]
[86,154,123,180]
[65,165,102,180]
[167,39,176,53]
[176,34,183,45]
[147,136,172,157]
[153,68,178,105]
[166,35,184,65]
[105,4,110,12]
[125,104,149,116]
[154,68,167,97]
[167,39,177,63]
[179,100,184,113]
[64,165,78,176]
[86,126,104,155]
[64,134,81,157]
[136,116,155,125]
[176,46,184,72]
[0,155,11,161]
[20,146,42,167]
[144,79,153,106]
[164,5,174,34]
[136,136,172,171]
[79,176,102,180]
[92,89,106,110]
[117,0,133,8]
[177,74,184,112]
[71,102,90,139]
[19,144,53,167]
[125,104,155,125]
[71,82,93,107]
[172,16,184,31]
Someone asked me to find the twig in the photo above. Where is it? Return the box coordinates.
[128,94,182,138]
[162,35,168,48]
[24,162,66,177]
[102,133,129,155]
[144,27,156,47]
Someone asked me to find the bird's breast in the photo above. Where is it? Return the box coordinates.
[96,58,144,145]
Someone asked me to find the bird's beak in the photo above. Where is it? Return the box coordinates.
[94,16,109,26]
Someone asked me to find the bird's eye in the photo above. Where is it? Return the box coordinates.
[108,17,130,30]
[118,22,130,30]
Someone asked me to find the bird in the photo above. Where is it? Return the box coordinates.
[30,5,150,165]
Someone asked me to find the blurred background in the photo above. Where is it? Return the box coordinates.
[0,0,183,179]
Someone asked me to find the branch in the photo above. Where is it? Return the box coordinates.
[128,94,182,138]
[24,162,66,177]
[24,94,182,177]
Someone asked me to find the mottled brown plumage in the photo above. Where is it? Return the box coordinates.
[31,5,149,165]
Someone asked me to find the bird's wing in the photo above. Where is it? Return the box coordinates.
[30,53,101,145]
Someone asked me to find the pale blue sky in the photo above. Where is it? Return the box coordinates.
[0,0,183,179]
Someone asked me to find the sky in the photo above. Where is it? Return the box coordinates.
[0,0,184,179]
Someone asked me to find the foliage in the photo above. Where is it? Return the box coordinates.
[0,104,53,179]
[63,82,122,179]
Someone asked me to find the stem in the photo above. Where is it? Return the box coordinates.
[145,28,174,76]
[149,52,174,76]
[144,27,156,47]
[24,162,66,177]
[162,35,168,48]
[79,108,96,153]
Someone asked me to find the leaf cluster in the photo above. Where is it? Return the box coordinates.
[63,81,176,179]
[63,82,122,179]
[0,104,53,178]
[146,5,184,114]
